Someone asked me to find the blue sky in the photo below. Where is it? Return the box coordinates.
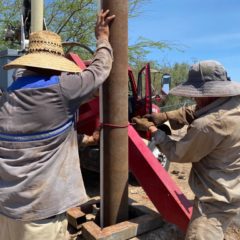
[129,0,240,82]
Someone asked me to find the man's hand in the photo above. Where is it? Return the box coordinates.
[78,129,100,147]
[92,130,100,143]
[144,112,168,126]
[95,9,116,41]
[132,117,155,131]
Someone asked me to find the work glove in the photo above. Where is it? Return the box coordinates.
[132,117,155,132]
[144,112,168,126]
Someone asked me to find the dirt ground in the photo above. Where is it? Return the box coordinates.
[78,161,240,240]
[129,162,240,240]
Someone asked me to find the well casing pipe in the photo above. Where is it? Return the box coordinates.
[100,0,129,227]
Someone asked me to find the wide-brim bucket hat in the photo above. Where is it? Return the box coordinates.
[4,31,81,73]
[170,60,240,97]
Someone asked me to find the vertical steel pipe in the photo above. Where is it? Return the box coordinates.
[100,0,129,227]
[31,0,44,32]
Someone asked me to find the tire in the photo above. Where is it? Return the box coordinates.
[148,140,170,171]
[79,146,100,172]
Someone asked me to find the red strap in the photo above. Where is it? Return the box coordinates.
[98,122,135,130]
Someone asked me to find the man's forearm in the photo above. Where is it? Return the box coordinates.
[81,39,113,89]
[166,105,196,130]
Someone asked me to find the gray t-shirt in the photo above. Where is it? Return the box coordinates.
[0,39,113,221]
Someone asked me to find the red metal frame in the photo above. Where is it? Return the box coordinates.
[128,66,138,100]
[67,52,87,70]
[76,97,100,135]
[144,63,152,114]
[129,125,192,232]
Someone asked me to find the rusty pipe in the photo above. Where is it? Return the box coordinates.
[100,0,129,227]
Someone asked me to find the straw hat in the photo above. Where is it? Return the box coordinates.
[170,60,240,97]
[4,31,81,73]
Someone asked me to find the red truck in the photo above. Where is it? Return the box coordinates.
[67,53,171,172]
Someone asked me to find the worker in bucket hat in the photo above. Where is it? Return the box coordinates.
[0,9,115,240]
[133,60,240,240]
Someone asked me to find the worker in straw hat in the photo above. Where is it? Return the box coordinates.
[0,9,115,240]
[133,60,240,240]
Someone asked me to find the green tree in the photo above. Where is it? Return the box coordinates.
[0,0,189,110]
[0,0,172,62]
[0,0,22,50]
[160,62,193,111]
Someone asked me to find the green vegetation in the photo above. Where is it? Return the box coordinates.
[0,0,190,108]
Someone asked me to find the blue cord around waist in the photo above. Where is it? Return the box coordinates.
[0,119,73,142]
